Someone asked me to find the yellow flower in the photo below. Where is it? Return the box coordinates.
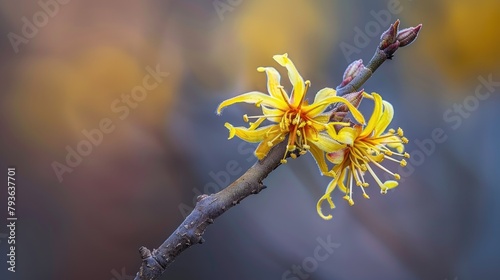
[217,54,365,164]
[317,93,410,220]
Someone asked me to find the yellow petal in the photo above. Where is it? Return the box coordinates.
[326,149,346,165]
[217,91,288,114]
[312,132,346,153]
[224,123,273,142]
[316,196,335,220]
[316,177,339,220]
[360,93,383,137]
[337,128,357,146]
[308,143,329,174]
[310,114,330,131]
[374,100,394,136]
[325,177,340,198]
[304,96,365,124]
[257,66,289,102]
[254,141,271,160]
[314,87,336,104]
[336,168,348,193]
[225,123,236,139]
[326,125,357,146]
[305,125,319,141]
[273,53,305,108]
[312,113,330,123]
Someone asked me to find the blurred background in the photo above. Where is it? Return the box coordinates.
[0,0,499,279]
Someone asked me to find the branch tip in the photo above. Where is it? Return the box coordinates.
[396,23,422,47]
[337,20,421,96]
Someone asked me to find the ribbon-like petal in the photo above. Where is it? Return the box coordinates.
[217,91,288,114]
[273,53,305,108]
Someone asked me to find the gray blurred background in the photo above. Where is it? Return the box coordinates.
[1,0,499,279]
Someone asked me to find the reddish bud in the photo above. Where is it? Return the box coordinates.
[342,89,364,109]
[330,89,364,121]
[397,24,422,47]
[339,77,353,88]
[343,59,364,81]
[383,41,400,59]
[379,19,400,50]
[340,59,364,87]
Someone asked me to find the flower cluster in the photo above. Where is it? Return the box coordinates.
[316,93,409,220]
[217,54,365,164]
[217,54,409,220]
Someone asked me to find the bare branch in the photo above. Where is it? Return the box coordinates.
[134,141,287,279]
